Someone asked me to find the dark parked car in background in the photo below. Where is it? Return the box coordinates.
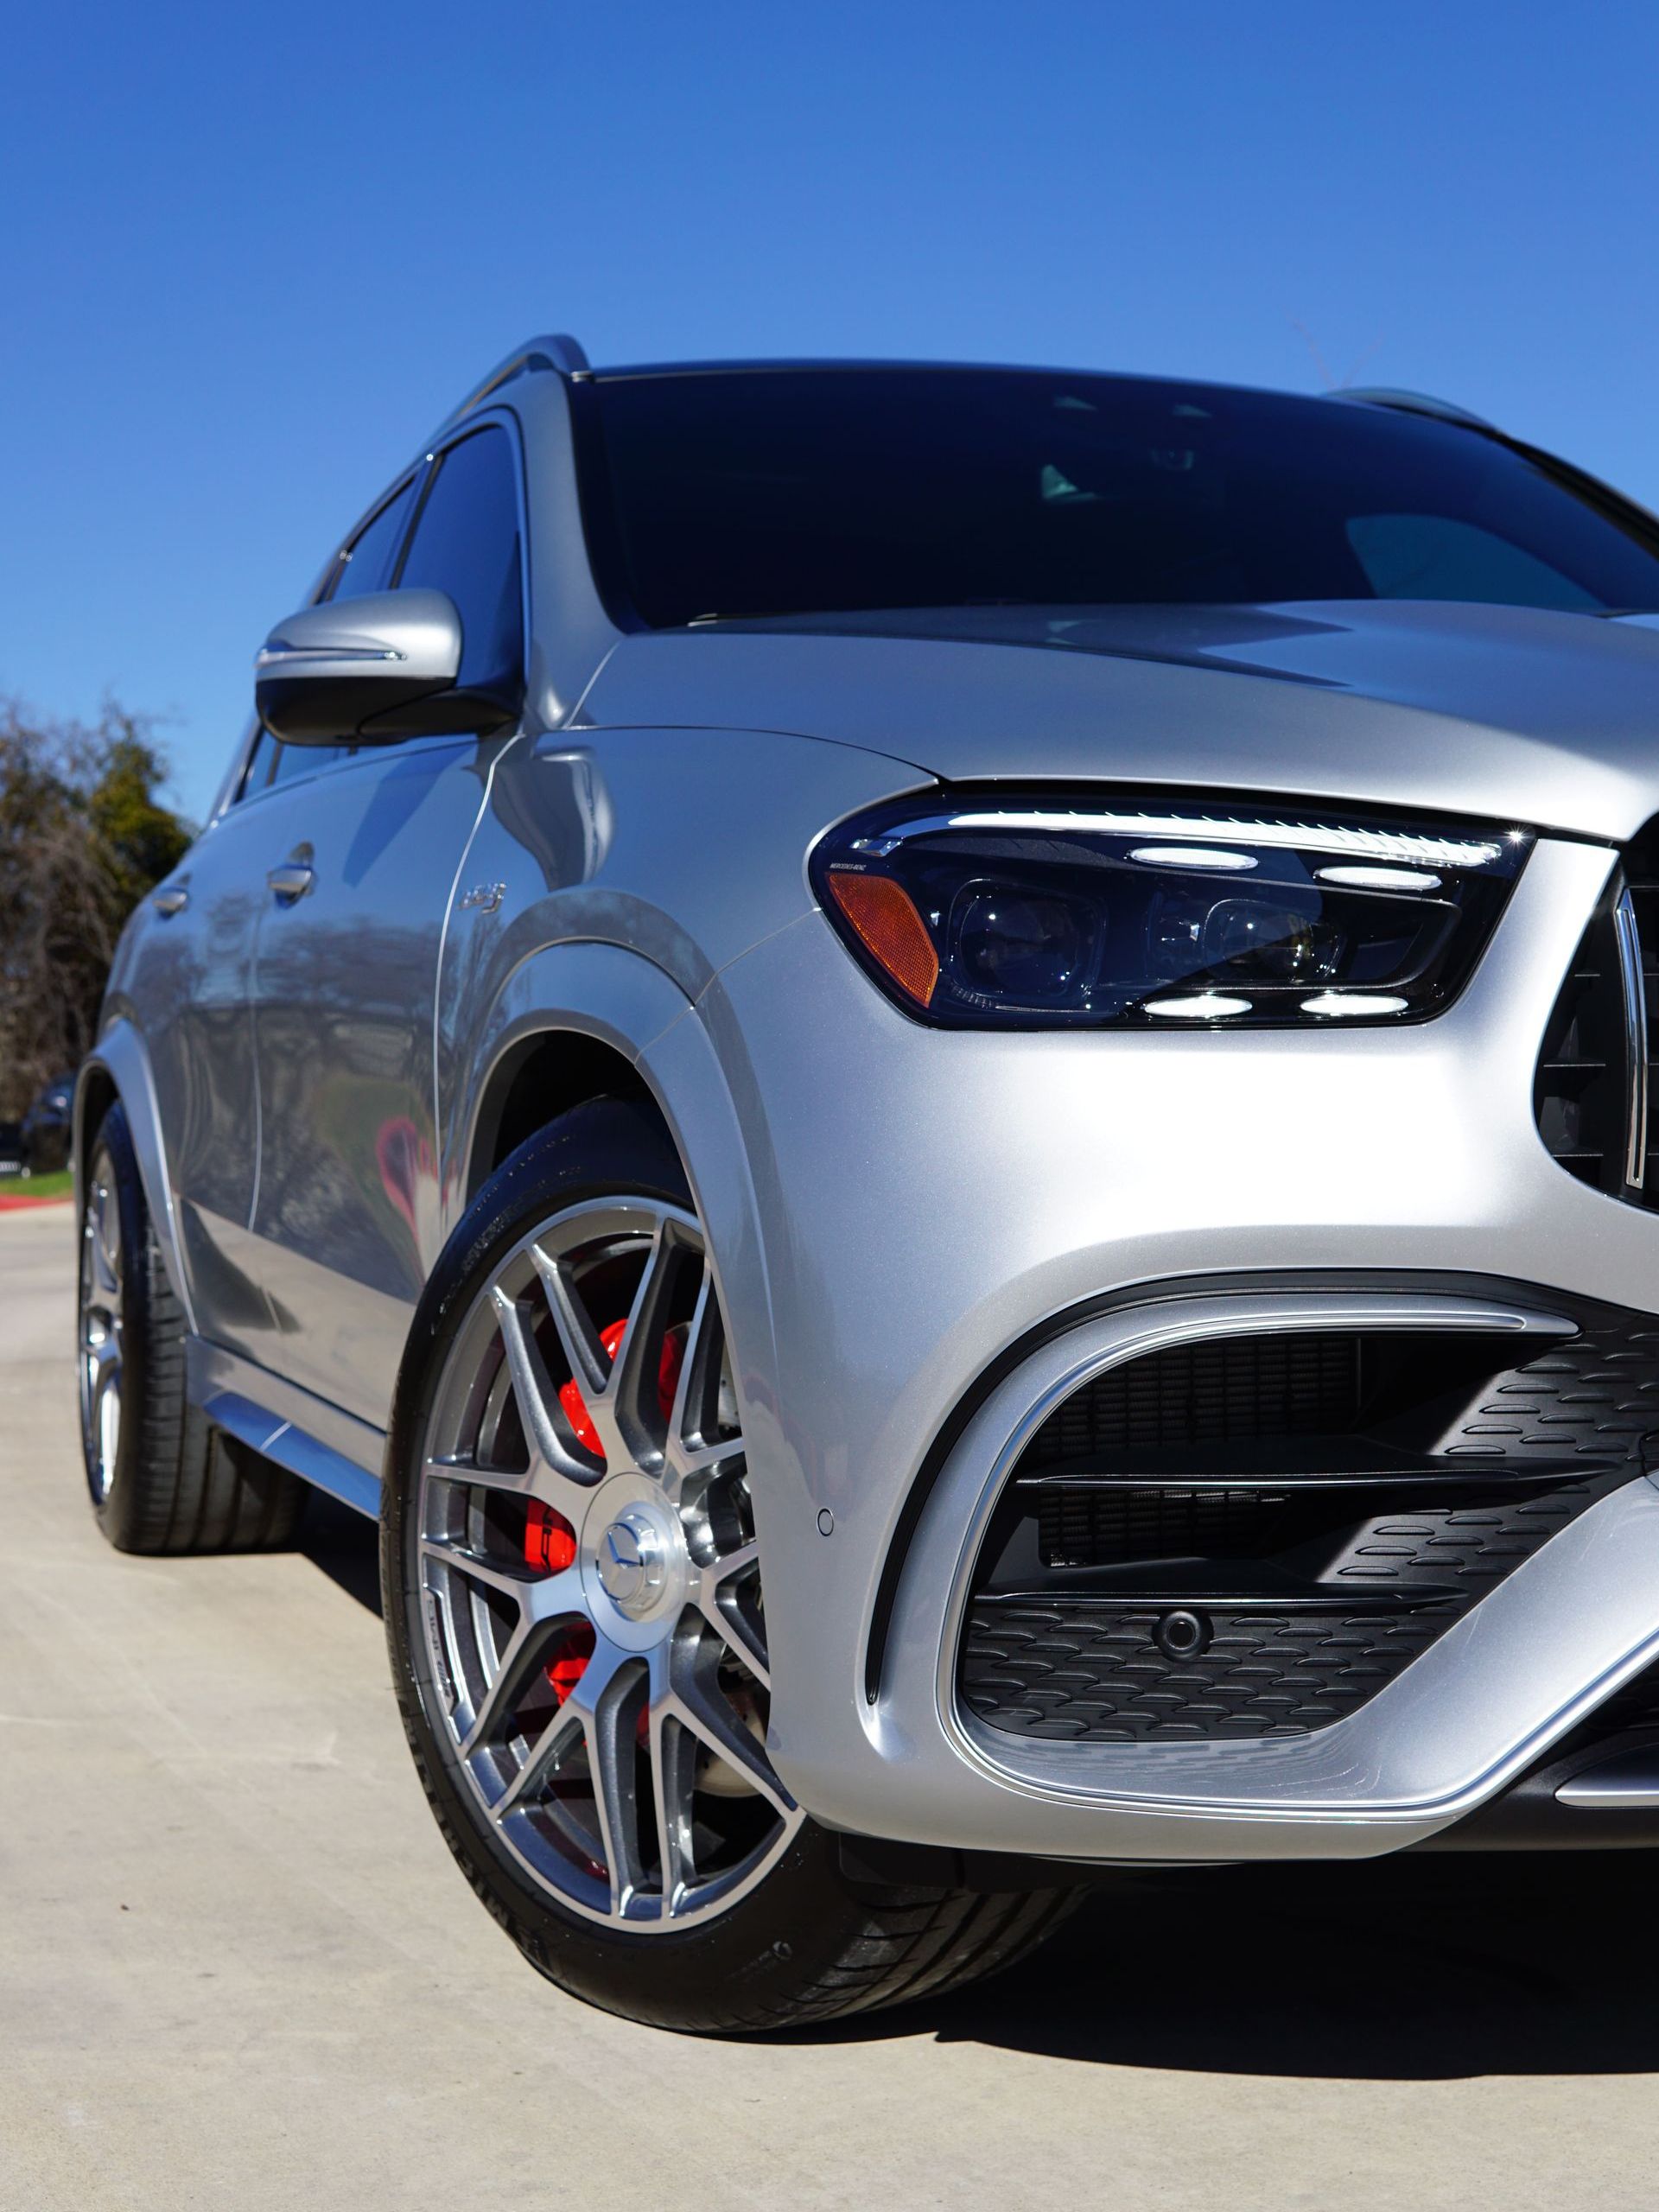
[0,1123,29,1178]
[21,1075,75,1175]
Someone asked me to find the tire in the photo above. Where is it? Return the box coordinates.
[78,1100,306,1554]
[383,1096,1080,2032]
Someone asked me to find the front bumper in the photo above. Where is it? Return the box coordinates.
[685,830,1659,1859]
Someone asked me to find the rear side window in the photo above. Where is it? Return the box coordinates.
[327,474,421,602]
[397,426,524,696]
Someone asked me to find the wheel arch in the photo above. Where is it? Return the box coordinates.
[442,940,780,1450]
[73,1020,196,1330]
[465,1027,657,1203]
[449,942,697,1216]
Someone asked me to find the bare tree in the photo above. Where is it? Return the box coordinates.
[1289,318,1385,392]
[0,699,191,1117]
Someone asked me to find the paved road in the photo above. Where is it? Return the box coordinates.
[2,1202,1654,2210]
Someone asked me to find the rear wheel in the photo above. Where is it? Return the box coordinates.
[383,1097,1079,2031]
[78,1101,305,1554]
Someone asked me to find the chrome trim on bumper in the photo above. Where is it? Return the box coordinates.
[1556,1749,1659,1808]
[1615,880,1650,1192]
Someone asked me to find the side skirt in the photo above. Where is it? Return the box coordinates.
[185,1337,385,1519]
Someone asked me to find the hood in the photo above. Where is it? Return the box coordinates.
[577,600,1659,844]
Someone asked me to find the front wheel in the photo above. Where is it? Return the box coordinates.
[382,1097,1079,2031]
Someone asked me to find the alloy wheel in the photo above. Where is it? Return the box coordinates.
[79,1157,124,1503]
[415,1197,803,1930]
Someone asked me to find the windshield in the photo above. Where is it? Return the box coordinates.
[575,365,1659,627]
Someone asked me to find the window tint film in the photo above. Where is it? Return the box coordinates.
[580,367,1659,624]
[328,474,421,601]
[397,426,524,695]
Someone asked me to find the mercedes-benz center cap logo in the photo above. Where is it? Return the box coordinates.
[598,1519,649,1607]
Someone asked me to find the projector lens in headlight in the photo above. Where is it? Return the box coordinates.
[952,883,1101,1004]
[810,792,1531,1027]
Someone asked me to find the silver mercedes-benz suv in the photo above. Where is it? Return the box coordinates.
[75,339,1659,2030]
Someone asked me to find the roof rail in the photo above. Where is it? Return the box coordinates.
[1333,385,1496,432]
[425,334,590,447]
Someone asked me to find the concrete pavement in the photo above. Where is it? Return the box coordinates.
[2,1198,1655,2210]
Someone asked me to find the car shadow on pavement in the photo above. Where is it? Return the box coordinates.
[797,1853,1659,2077]
[297,1491,383,1616]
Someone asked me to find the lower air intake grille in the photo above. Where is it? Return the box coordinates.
[957,1300,1659,1746]
[963,1602,1452,1743]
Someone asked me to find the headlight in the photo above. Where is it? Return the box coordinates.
[810,792,1532,1027]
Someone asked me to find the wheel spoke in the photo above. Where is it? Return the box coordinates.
[88,1349,121,1426]
[85,1329,121,1380]
[419,1535,541,1605]
[664,1269,736,1494]
[494,1693,586,1818]
[527,1242,612,1397]
[487,1288,605,1488]
[494,1631,642,1912]
[672,1435,741,1488]
[87,1191,121,1301]
[696,1543,769,1685]
[645,1645,697,1915]
[459,1616,540,1758]
[708,1537,759,1582]
[422,1544,586,1756]
[599,1219,691,1475]
[666,1647,794,1819]
[423,1449,594,1529]
[568,1643,648,1913]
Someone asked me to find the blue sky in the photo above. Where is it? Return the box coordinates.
[4,2,1657,821]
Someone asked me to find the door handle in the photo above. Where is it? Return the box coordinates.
[150,886,189,916]
[266,862,315,903]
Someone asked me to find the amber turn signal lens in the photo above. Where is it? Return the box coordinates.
[825,868,940,1007]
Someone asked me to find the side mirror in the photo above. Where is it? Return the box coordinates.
[254,589,516,746]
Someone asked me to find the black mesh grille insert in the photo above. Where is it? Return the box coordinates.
[1021,1332,1363,1470]
[1039,1484,1283,1569]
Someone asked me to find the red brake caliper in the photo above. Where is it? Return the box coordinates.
[524,1319,687,1713]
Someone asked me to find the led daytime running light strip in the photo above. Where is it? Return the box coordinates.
[860,809,1509,870]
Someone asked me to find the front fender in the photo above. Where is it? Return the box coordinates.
[435,934,785,1554]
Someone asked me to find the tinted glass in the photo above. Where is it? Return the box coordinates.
[238,726,278,799]
[581,367,1659,624]
[269,740,351,785]
[1344,512,1599,609]
[397,427,524,694]
[328,474,421,601]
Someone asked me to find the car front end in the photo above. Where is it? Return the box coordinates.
[542,360,1659,1876]
[570,606,1659,1871]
